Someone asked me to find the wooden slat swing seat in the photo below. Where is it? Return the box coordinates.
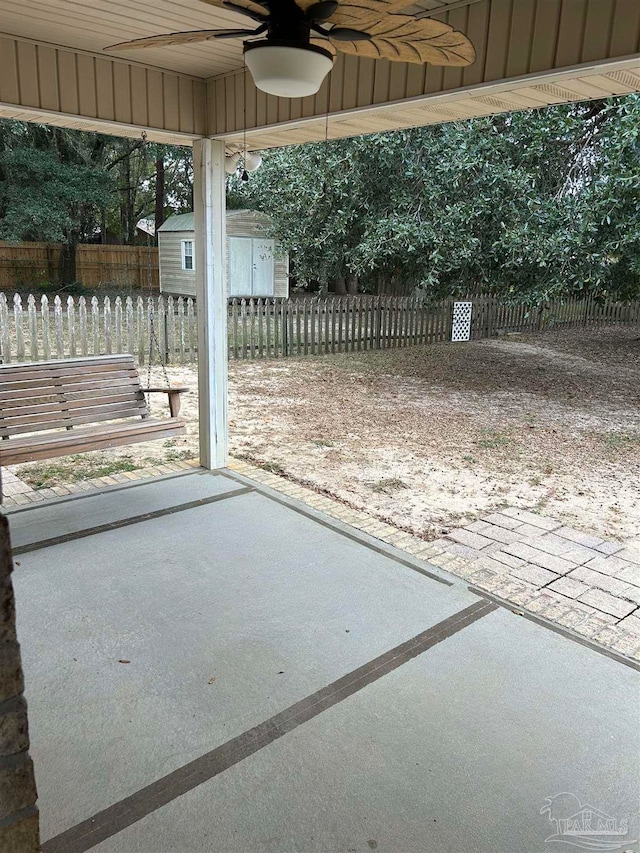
[0,354,188,499]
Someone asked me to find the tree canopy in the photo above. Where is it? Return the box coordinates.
[0,93,638,297]
[229,94,640,301]
[0,121,192,280]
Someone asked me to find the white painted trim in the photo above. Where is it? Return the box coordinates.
[180,239,195,272]
[193,138,228,470]
[0,102,200,145]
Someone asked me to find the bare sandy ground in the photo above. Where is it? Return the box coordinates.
[15,325,640,541]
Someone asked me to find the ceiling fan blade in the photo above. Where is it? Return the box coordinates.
[106,30,239,50]
[222,1,269,22]
[310,36,337,56]
[213,24,267,37]
[321,0,400,27]
[329,27,372,41]
[331,16,476,66]
[198,0,270,19]
[304,1,338,21]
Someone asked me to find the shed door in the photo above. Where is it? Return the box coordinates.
[252,240,275,296]
[228,237,253,297]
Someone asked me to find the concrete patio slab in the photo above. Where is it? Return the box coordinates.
[92,608,640,853]
[6,471,640,853]
[11,474,473,845]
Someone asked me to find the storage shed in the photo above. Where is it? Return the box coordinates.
[158,210,289,299]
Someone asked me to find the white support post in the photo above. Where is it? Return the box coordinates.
[193,138,228,469]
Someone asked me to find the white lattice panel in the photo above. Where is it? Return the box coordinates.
[451,301,472,342]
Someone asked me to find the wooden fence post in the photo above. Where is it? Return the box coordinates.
[27,294,38,360]
[91,296,100,355]
[41,295,50,361]
[241,298,248,359]
[188,298,196,362]
[13,294,24,361]
[374,297,382,349]
[53,295,63,358]
[79,296,88,356]
[115,296,123,353]
[67,296,76,357]
[273,299,280,358]
[104,296,112,355]
[166,296,175,363]
[0,293,9,363]
[125,297,134,356]
[288,298,295,355]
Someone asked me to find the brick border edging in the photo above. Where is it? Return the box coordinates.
[1,460,201,508]
[5,456,639,663]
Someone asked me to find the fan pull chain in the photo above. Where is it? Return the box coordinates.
[241,55,249,183]
[322,68,332,196]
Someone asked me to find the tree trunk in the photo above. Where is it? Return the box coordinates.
[58,242,77,285]
[333,277,347,295]
[127,156,136,245]
[154,156,165,239]
[46,245,56,283]
[346,274,359,295]
[119,156,136,244]
[119,159,127,244]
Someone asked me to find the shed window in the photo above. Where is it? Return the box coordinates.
[181,240,195,271]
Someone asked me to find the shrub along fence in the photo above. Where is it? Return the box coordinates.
[0,292,638,366]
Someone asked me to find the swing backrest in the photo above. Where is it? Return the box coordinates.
[0,354,149,438]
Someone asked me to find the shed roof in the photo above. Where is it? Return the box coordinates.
[157,209,271,233]
[157,213,195,233]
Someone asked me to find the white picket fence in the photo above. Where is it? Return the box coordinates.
[0,293,197,365]
[1,291,639,366]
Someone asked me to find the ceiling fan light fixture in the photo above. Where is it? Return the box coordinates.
[224,152,241,174]
[244,42,333,98]
[244,151,263,171]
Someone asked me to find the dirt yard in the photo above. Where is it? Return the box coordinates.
[15,325,640,541]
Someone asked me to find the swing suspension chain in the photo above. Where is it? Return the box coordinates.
[140,132,170,397]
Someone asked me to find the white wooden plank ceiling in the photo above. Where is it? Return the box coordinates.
[0,0,484,79]
[0,0,245,77]
[0,0,638,147]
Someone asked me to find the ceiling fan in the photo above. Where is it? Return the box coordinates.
[107,0,476,99]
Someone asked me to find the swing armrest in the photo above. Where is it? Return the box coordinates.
[145,387,189,419]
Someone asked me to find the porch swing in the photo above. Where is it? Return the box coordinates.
[0,135,188,497]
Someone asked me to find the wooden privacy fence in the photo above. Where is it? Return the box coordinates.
[1,293,639,365]
[469,294,640,335]
[0,242,159,290]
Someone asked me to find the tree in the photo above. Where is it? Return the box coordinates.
[102,139,192,245]
[0,121,194,282]
[229,94,640,302]
[0,123,114,282]
[1,93,638,297]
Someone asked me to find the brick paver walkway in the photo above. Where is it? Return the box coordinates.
[1,469,39,500]
[431,510,640,658]
[3,460,639,662]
